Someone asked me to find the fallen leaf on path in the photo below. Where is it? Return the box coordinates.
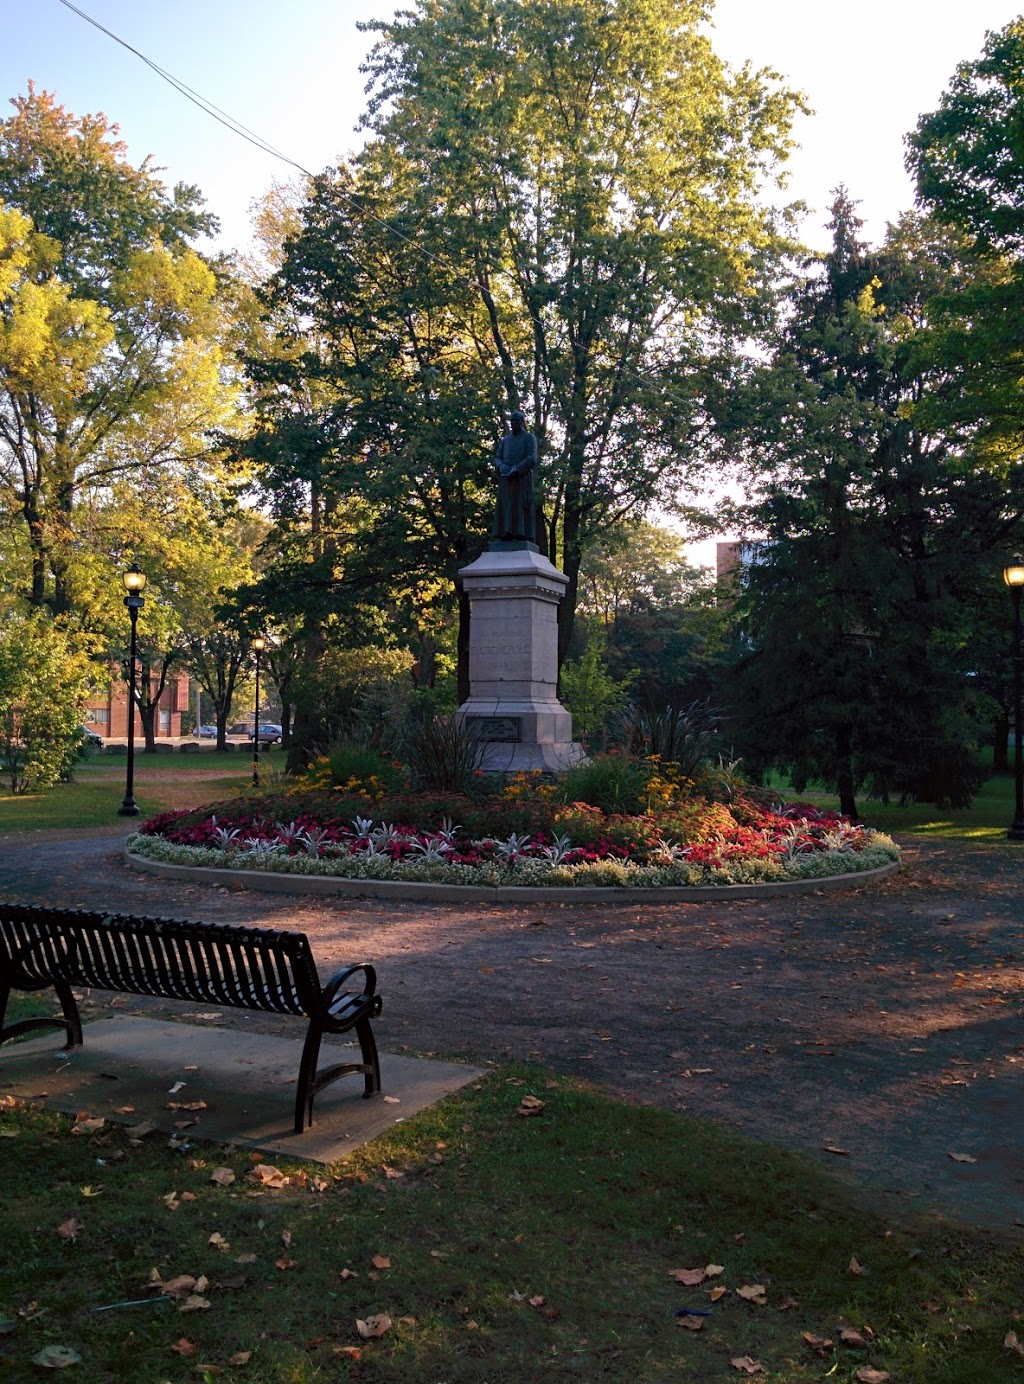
[335,1346,362,1359]
[802,1332,833,1352]
[275,1255,296,1271]
[948,1152,977,1164]
[71,1114,104,1135]
[730,1356,764,1374]
[158,1275,196,1299]
[169,1338,199,1357]
[228,1351,252,1365]
[31,1345,82,1369]
[179,1295,210,1312]
[249,1164,288,1189]
[56,1218,81,1240]
[516,1096,545,1117]
[840,1328,870,1347]
[355,1314,392,1338]
[854,1370,891,1383]
[669,1268,708,1287]
[210,1168,235,1187]
[848,1258,865,1275]
[208,1232,230,1251]
[736,1284,767,1304]
[710,1286,727,1302]
[677,1315,704,1331]
[370,1255,391,1269]
[1006,1331,1024,1357]
[822,1145,849,1156]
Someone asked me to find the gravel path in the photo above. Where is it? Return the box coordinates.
[1,828,1022,1231]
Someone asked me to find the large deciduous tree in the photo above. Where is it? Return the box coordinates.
[0,87,235,619]
[242,0,803,741]
[358,0,803,663]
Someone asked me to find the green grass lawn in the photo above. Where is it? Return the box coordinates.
[0,753,254,833]
[0,1067,1020,1382]
[767,767,1021,842]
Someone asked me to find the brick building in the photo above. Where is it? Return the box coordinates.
[83,670,190,740]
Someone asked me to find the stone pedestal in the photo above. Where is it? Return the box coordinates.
[456,546,584,772]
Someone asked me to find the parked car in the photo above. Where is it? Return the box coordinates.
[249,723,283,746]
[79,726,104,750]
[198,725,218,738]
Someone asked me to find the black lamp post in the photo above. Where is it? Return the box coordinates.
[1004,557,1024,841]
[252,635,266,789]
[117,563,147,817]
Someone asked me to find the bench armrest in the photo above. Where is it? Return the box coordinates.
[320,962,377,1010]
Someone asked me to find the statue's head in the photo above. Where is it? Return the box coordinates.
[510,409,525,432]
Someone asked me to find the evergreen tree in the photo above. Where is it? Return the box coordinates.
[726,195,992,816]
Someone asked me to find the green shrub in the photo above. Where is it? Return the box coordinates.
[0,611,95,794]
[301,742,406,795]
[555,753,652,815]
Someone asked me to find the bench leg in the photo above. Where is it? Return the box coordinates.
[55,979,83,1047]
[294,1013,382,1133]
[295,1022,324,1134]
[0,979,82,1048]
[355,1016,381,1098]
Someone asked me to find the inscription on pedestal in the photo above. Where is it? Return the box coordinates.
[467,715,522,742]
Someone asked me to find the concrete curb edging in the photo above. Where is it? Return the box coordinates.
[125,850,901,904]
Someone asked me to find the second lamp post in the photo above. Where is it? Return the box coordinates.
[252,635,266,789]
[1004,558,1024,841]
[117,563,147,817]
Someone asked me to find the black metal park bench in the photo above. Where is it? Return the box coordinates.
[0,904,382,1134]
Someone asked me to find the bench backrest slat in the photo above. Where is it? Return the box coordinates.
[0,905,323,1019]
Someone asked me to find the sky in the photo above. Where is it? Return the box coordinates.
[5,0,1021,257]
[3,0,1022,565]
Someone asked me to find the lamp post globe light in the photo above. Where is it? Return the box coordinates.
[117,563,147,817]
[252,635,266,789]
[1004,558,1024,841]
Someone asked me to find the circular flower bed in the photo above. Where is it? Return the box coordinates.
[127,789,900,890]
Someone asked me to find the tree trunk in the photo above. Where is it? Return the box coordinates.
[993,715,1010,773]
[456,588,471,704]
[835,726,859,820]
[137,696,158,752]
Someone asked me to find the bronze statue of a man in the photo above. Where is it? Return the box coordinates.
[492,410,537,543]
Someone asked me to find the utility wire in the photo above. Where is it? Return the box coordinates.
[55,0,506,291]
[56,0,311,173]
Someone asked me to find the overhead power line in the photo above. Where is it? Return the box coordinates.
[56,0,311,175]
